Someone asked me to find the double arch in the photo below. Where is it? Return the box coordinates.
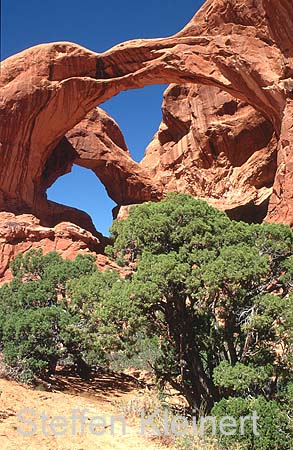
[0,0,292,230]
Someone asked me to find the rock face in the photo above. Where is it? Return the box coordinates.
[0,212,121,283]
[142,84,277,222]
[0,0,292,278]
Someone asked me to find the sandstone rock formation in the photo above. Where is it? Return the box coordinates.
[142,84,277,223]
[0,212,120,283]
[65,108,163,205]
[39,107,163,230]
[0,0,292,278]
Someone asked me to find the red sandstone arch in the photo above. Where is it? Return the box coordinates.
[0,0,292,229]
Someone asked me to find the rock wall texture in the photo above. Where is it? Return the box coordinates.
[0,212,121,284]
[142,84,277,223]
[66,108,163,205]
[0,0,292,280]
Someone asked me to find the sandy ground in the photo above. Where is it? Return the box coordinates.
[0,371,169,450]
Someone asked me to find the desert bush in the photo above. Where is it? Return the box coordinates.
[211,396,292,450]
[0,251,122,381]
[109,335,161,372]
[113,387,164,419]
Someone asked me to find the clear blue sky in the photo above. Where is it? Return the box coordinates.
[1,0,205,235]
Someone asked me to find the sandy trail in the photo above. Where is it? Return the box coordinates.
[0,372,169,450]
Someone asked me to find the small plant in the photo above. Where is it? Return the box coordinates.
[113,387,164,419]
[109,335,161,372]
[115,256,126,267]
[175,433,221,450]
[112,387,221,448]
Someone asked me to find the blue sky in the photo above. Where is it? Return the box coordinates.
[2,0,205,235]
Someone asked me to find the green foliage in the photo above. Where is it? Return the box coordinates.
[10,249,96,290]
[67,271,147,362]
[2,306,71,379]
[108,193,293,419]
[109,192,231,258]
[110,335,162,372]
[0,250,121,381]
[213,362,270,394]
[211,396,292,450]
[0,248,153,382]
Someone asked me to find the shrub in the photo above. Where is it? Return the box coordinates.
[211,396,292,450]
[0,251,120,381]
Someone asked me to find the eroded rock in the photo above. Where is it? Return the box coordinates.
[142,84,277,222]
[0,212,121,283]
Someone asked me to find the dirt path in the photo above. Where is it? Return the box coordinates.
[0,372,169,450]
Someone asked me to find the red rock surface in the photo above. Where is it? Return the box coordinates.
[0,212,121,283]
[66,108,163,205]
[38,107,163,230]
[142,84,277,222]
[0,0,292,277]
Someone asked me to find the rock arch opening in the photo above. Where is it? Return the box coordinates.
[41,81,277,235]
[47,165,116,236]
[40,104,164,236]
[44,84,169,236]
[101,84,167,162]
